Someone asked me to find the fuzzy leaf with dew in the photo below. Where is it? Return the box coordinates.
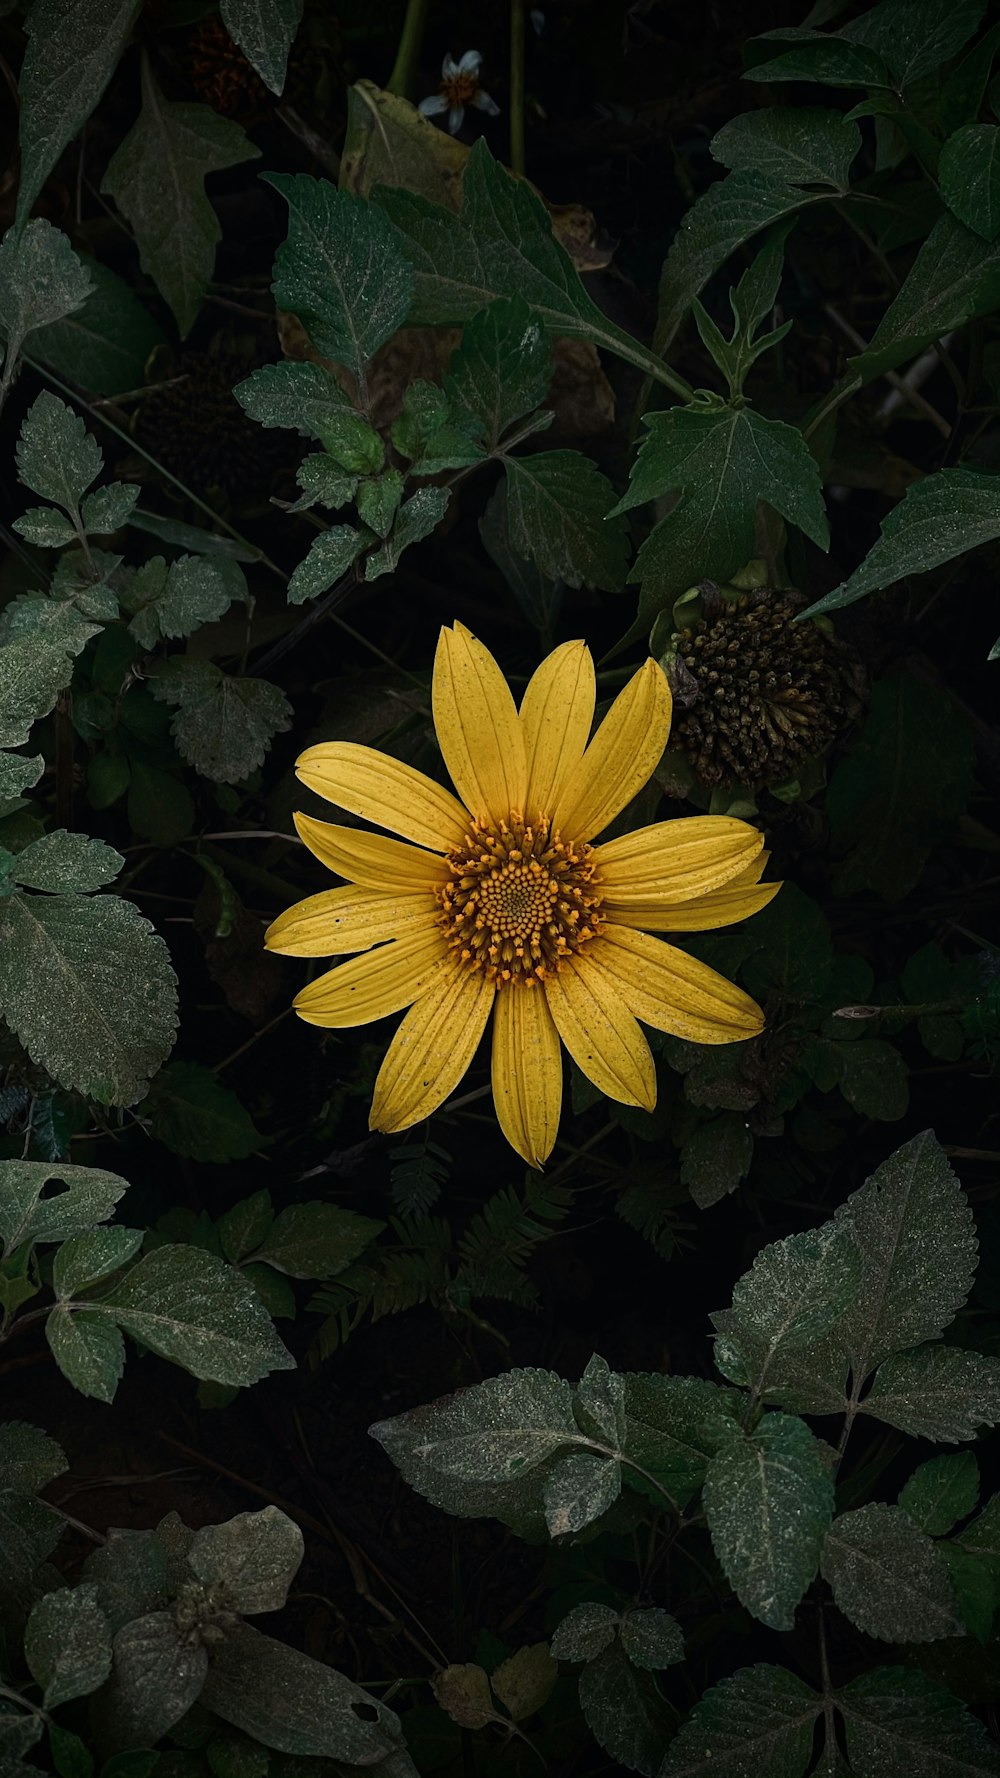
[82,1527,169,1634]
[847,213,1000,385]
[12,507,77,548]
[574,1352,626,1447]
[287,525,370,605]
[90,1244,295,1386]
[29,256,166,398]
[940,125,1000,241]
[233,360,355,438]
[15,391,102,513]
[266,172,413,379]
[141,1062,261,1164]
[0,1161,129,1254]
[433,1663,496,1729]
[0,891,178,1106]
[443,294,551,452]
[102,58,260,337]
[356,470,403,538]
[710,1221,862,1400]
[579,1641,673,1778]
[613,405,828,632]
[619,1608,684,1671]
[0,753,43,803]
[504,450,630,593]
[741,26,892,89]
[52,1227,145,1300]
[821,1503,964,1642]
[220,0,303,95]
[0,220,93,393]
[81,481,140,535]
[252,1202,384,1280]
[0,594,103,663]
[363,486,451,580]
[710,106,861,190]
[702,1412,834,1631]
[859,1345,1000,1442]
[188,1507,304,1615]
[45,1311,125,1402]
[550,1603,619,1664]
[660,1663,820,1778]
[15,0,141,225]
[841,0,986,91]
[681,1112,754,1209]
[836,1665,1000,1778]
[390,380,486,475]
[24,1585,113,1709]
[619,1372,743,1511]
[899,1452,980,1537]
[543,1450,621,1537]
[0,1422,67,1494]
[217,1191,275,1266]
[151,658,292,784]
[491,1642,558,1721]
[103,1611,209,1748]
[285,454,358,514]
[7,830,122,894]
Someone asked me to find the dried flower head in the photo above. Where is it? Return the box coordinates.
[133,351,289,505]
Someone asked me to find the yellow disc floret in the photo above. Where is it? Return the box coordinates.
[435,814,604,986]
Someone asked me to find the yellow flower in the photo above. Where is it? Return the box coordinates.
[266,625,777,1168]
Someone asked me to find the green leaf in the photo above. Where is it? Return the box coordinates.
[188,1507,303,1613]
[0,891,178,1105]
[741,880,834,1000]
[0,219,93,384]
[363,486,450,580]
[379,138,665,379]
[83,1527,169,1633]
[578,1641,672,1778]
[710,1223,862,1398]
[575,1352,626,1446]
[217,1191,274,1265]
[0,639,75,749]
[49,1307,125,1402]
[0,752,43,802]
[9,830,123,893]
[143,1062,261,1163]
[849,213,1000,384]
[287,453,358,513]
[16,0,140,225]
[899,1452,980,1536]
[654,172,809,355]
[837,1665,1000,1777]
[618,406,828,628]
[315,410,384,474]
[621,1372,741,1511]
[0,593,103,659]
[846,0,986,89]
[940,1542,996,1645]
[550,1603,619,1663]
[12,506,77,548]
[826,677,973,900]
[254,1202,383,1279]
[81,482,140,535]
[940,125,1000,241]
[124,553,235,649]
[233,360,354,438]
[220,0,303,94]
[24,1585,112,1708]
[804,467,1000,618]
[30,256,167,398]
[444,296,551,451]
[0,1160,128,1253]
[0,1422,67,1493]
[53,1227,144,1298]
[102,60,260,337]
[390,380,486,474]
[356,470,404,538]
[860,1345,1000,1442]
[941,23,1000,136]
[660,1663,820,1778]
[266,173,413,377]
[104,1611,209,1747]
[16,392,101,510]
[743,28,892,88]
[821,1503,964,1642]
[287,525,369,604]
[703,1413,833,1630]
[491,1643,557,1721]
[711,107,860,189]
[504,450,629,592]
[543,1450,621,1536]
[97,1244,294,1384]
[620,1607,684,1670]
[200,1622,411,1764]
[151,658,292,783]
[681,1113,753,1208]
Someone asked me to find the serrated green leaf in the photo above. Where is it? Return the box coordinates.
[837,1664,1000,1777]
[681,1113,754,1208]
[861,1345,1000,1442]
[287,526,368,604]
[940,1541,995,1644]
[53,1227,144,1299]
[363,486,450,579]
[850,213,1000,384]
[81,482,140,535]
[504,450,629,592]
[16,391,101,510]
[0,593,102,659]
[12,506,77,548]
[390,380,486,473]
[104,1611,209,1747]
[82,1527,169,1633]
[743,27,892,88]
[189,1507,303,1613]
[703,1413,834,1630]
[151,658,292,783]
[741,880,833,1001]
[491,1642,557,1721]
[0,219,93,388]
[574,1352,626,1446]
[10,830,123,893]
[621,1372,742,1511]
[578,1641,672,1778]
[314,409,384,474]
[660,1663,819,1778]
[0,1160,128,1253]
[220,0,303,94]
[24,1585,112,1708]
[941,124,1000,241]
[444,296,551,451]
[233,360,353,437]
[827,1038,909,1120]
[16,0,140,225]
[124,552,235,649]
[254,1202,383,1279]
[0,1421,67,1492]
[30,256,167,398]
[0,891,178,1105]
[654,172,809,355]
[711,107,860,188]
[217,1191,274,1265]
[356,472,403,538]
[266,172,412,376]
[619,406,828,628]
[0,753,43,802]
[821,1503,963,1642]
[287,453,358,512]
[102,60,260,336]
[899,1452,980,1536]
[550,1602,619,1663]
[46,1306,126,1402]
[710,1223,862,1399]
[143,1061,261,1163]
[620,1607,684,1670]
[96,1244,294,1384]
[847,0,986,89]
[543,1450,621,1536]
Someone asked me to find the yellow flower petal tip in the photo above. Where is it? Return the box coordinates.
[271,627,775,1159]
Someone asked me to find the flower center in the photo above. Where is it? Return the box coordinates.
[441,70,481,106]
[435,815,604,987]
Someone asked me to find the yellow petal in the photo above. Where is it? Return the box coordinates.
[294,812,448,891]
[293,928,450,1027]
[543,955,655,1111]
[519,640,595,819]
[491,985,563,1169]
[432,623,527,823]
[297,741,469,851]
[370,965,495,1132]
[590,926,765,1043]
[595,816,764,902]
[607,877,780,933]
[265,887,437,957]
[552,658,672,842]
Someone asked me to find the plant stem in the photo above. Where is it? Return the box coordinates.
[510,0,526,176]
[387,0,430,100]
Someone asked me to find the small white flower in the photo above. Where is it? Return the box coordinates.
[418,49,500,135]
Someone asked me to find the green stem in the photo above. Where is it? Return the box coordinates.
[510,0,526,176]
[386,0,431,100]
